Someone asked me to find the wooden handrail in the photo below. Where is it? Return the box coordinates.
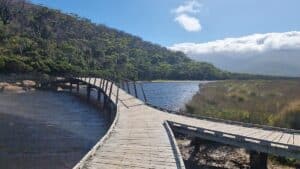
[168,121,300,152]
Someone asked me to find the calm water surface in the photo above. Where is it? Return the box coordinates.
[0,91,108,169]
[131,81,210,111]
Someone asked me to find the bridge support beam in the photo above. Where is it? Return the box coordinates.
[249,151,268,169]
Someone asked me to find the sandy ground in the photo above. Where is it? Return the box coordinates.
[0,89,108,169]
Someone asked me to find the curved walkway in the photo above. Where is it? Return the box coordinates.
[73,78,300,169]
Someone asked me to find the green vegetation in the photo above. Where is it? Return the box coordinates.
[0,0,233,80]
[186,80,300,129]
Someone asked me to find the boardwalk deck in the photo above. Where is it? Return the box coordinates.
[73,77,300,169]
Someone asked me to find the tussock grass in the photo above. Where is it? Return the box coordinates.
[186,80,300,129]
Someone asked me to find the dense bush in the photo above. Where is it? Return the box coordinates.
[0,1,230,80]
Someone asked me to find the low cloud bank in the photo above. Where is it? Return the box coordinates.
[169,31,300,77]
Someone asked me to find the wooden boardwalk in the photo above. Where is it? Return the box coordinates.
[73,77,300,169]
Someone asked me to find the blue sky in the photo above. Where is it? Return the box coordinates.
[30,0,300,46]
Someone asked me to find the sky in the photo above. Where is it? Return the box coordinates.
[30,0,300,76]
[30,0,300,46]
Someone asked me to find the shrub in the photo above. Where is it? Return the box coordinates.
[4,56,33,73]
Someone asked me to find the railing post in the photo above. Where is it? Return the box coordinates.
[126,81,130,94]
[116,85,119,105]
[99,79,103,88]
[102,79,105,90]
[88,77,91,84]
[103,80,109,110]
[133,81,138,98]
[140,83,147,102]
[109,82,114,99]
[104,80,109,95]
[121,81,125,90]
[93,77,96,86]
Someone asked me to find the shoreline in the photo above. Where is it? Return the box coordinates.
[0,80,37,93]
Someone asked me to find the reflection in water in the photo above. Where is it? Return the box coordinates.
[0,91,108,169]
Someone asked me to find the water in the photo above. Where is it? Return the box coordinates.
[127,81,209,111]
[0,91,108,169]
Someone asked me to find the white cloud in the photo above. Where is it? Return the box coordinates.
[169,31,300,76]
[169,31,300,56]
[172,0,202,32]
[174,14,202,32]
[172,0,202,14]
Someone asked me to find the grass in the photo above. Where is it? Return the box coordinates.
[186,80,300,129]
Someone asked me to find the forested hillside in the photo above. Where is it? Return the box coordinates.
[0,0,231,80]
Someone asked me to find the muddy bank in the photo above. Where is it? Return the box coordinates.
[0,90,108,169]
[176,137,296,169]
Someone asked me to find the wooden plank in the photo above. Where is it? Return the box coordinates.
[294,134,300,146]
[262,131,281,142]
[248,130,272,140]
[278,133,292,144]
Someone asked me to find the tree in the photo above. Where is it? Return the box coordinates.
[0,1,231,80]
[0,0,12,25]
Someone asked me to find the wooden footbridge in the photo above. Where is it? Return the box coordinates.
[57,77,299,169]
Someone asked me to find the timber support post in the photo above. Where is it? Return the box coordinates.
[76,81,79,93]
[249,151,268,169]
[87,84,91,101]
[70,82,73,93]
